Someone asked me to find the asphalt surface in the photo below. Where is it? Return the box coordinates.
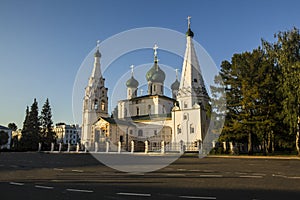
[0,152,300,200]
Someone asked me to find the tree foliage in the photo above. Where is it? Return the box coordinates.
[8,123,17,131]
[213,27,300,155]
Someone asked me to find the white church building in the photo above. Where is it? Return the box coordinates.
[81,18,210,152]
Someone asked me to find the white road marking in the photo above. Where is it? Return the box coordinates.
[272,174,287,178]
[179,195,217,199]
[239,175,263,178]
[200,174,223,178]
[117,192,151,197]
[287,176,300,179]
[53,168,64,171]
[9,182,24,186]
[35,185,54,190]
[72,169,84,173]
[66,188,94,193]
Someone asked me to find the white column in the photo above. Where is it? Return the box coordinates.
[59,143,62,152]
[131,141,134,153]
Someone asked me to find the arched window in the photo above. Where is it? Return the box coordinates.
[136,107,140,116]
[190,124,195,134]
[124,108,127,117]
[94,99,98,110]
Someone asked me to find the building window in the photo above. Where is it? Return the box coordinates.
[183,114,188,120]
[148,105,151,114]
[129,130,133,135]
[162,105,165,114]
[161,85,163,92]
[138,130,143,137]
[184,102,188,108]
[154,130,157,135]
[190,124,195,133]
[136,107,140,116]
[153,85,156,92]
[194,78,197,82]
[177,125,181,134]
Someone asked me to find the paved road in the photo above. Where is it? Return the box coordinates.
[0,152,300,199]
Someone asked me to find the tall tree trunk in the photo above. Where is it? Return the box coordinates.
[296,116,300,156]
[248,132,253,155]
[267,131,274,154]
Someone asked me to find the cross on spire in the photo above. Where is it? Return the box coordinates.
[187,16,191,29]
[130,65,134,76]
[96,40,100,49]
[175,69,179,80]
[153,44,158,62]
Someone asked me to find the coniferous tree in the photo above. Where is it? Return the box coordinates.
[20,99,40,151]
[40,98,55,149]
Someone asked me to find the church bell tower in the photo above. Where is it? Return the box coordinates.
[81,41,108,145]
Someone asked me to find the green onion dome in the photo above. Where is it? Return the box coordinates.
[94,49,101,57]
[146,61,166,83]
[126,76,139,88]
[171,79,180,90]
[186,28,194,37]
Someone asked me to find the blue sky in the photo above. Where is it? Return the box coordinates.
[1,0,300,128]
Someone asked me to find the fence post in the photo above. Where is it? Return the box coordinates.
[131,141,134,153]
[67,143,70,152]
[145,141,149,154]
[38,142,42,152]
[51,142,54,152]
[223,141,227,152]
[59,143,62,152]
[161,141,165,154]
[95,142,98,153]
[76,143,80,152]
[118,141,121,153]
[106,141,109,153]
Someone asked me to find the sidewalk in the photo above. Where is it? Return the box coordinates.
[207,154,300,160]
